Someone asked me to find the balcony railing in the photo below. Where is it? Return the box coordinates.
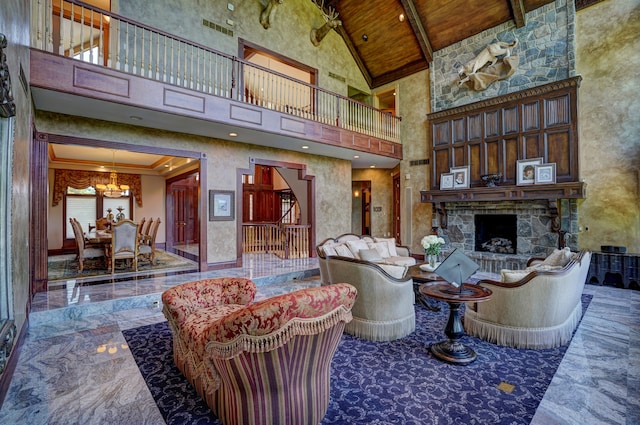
[30,0,401,142]
[242,223,311,259]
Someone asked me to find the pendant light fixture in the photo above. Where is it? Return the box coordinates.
[96,150,130,198]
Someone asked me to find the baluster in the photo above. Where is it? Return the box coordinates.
[132,25,137,74]
[140,28,145,76]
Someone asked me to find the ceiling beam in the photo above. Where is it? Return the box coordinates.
[399,0,433,63]
[336,25,373,88]
[509,0,526,28]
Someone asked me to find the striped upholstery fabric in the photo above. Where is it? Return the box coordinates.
[162,278,258,404]
[163,281,357,425]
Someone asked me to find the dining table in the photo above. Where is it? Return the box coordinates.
[85,229,112,244]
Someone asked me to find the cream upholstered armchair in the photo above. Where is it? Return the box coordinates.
[464,249,592,349]
[322,253,415,341]
[162,279,357,425]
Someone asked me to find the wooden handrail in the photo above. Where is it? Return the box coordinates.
[31,0,402,142]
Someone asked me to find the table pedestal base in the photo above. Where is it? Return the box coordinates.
[430,340,477,365]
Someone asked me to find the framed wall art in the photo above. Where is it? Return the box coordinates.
[450,166,470,189]
[440,173,454,190]
[209,190,235,221]
[516,158,543,185]
[534,163,556,184]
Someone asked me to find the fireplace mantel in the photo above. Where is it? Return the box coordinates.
[420,181,586,203]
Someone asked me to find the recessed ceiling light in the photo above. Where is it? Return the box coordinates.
[399,14,405,22]
[229,132,238,137]
[353,155,360,158]
[370,165,376,168]
[129,116,142,121]
[301,145,309,149]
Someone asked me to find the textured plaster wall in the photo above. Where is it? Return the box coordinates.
[36,112,352,264]
[372,70,433,253]
[116,0,370,96]
[575,0,640,253]
[351,169,393,239]
[1,0,31,331]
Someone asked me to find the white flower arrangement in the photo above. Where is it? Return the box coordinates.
[421,235,445,256]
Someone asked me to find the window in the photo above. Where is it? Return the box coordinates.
[64,186,131,239]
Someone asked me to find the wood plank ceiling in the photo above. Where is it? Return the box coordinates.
[323,0,597,88]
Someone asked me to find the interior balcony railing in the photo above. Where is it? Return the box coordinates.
[30,0,401,143]
[242,223,311,259]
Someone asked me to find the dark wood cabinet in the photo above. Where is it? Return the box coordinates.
[427,77,581,195]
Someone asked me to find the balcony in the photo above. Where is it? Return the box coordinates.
[29,0,403,167]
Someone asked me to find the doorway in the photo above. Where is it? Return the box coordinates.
[352,181,371,235]
[166,171,200,261]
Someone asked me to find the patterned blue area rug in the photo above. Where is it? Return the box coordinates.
[123,294,591,425]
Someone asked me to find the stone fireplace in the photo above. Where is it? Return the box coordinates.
[438,200,578,273]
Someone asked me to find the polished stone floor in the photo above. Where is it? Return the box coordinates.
[0,254,638,424]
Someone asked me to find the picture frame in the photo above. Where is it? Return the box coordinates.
[440,173,455,190]
[450,166,470,189]
[534,163,556,184]
[209,190,235,221]
[516,158,543,185]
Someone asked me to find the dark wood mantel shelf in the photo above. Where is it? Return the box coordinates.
[420,181,586,203]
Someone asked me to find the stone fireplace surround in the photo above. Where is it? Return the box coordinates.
[438,200,577,274]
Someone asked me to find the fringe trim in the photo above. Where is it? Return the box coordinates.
[345,312,416,342]
[205,307,353,359]
[464,302,582,349]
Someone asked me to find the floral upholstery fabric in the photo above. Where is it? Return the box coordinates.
[162,279,357,425]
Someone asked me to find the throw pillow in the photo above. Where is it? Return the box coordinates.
[359,248,383,262]
[321,244,338,257]
[334,244,355,258]
[541,247,572,267]
[346,239,371,259]
[374,237,399,257]
[379,263,407,279]
[525,264,563,272]
[500,269,530,283]
[367,241,391,258]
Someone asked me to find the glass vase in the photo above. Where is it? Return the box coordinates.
[427,253,437,268]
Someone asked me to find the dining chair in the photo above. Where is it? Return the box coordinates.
[137,217,146,240]
[139,217,161,265]
[70,218,105,272]
[109,219,140,274]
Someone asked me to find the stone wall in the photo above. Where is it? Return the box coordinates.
[430,0,576,112]
[440,200,579,272]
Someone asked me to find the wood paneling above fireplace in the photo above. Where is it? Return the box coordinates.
[422,77,584,203]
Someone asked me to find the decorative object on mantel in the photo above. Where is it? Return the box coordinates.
[481,173,502,187]
[450,165,470,189]
[534,163,556,184]
[457,39,519,91]
[421,235,445,271]
[440,173,454,190]
[516,158,543,186]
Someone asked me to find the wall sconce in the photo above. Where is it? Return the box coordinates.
[354,190,360,198]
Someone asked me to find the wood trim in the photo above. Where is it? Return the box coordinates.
[0,319,27,410]
[420,181,586,203]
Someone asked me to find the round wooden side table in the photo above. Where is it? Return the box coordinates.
[419,283,492,365]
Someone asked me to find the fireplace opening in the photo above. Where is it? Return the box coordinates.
[475,214,517,254]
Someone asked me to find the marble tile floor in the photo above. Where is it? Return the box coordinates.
[0,255,638,424]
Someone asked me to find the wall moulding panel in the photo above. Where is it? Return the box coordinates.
[426,77,582,199]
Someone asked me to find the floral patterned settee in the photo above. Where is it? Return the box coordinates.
[162,278,357,425]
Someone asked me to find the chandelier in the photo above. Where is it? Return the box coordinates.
[96,150,130,198]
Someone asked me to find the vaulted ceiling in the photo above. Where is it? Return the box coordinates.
[323,0,595,88]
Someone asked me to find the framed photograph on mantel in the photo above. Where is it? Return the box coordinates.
[209,190,235,221]
[535,163,556,184]
[440,173,454,190]
[516,158,543,185]
[450,166,470,189]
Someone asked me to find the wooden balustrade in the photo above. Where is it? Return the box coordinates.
[31,0,401,142]
[242,223,310,259]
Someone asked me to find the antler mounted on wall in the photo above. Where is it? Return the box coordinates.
[260,0,284,30]
[310,0,342,46]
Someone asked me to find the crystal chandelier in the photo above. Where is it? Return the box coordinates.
[96,150,130,198]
